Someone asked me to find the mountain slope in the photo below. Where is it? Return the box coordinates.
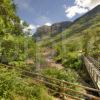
[42,5,100,45]
[33,25,51,40]
[33,21,71,40]
[40,5,100,61]
[68,5,100,34]
[51,21,71,36]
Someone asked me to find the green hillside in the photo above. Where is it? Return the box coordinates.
[0,1,51,99]
[0,1,80,99]
[41,5,100,69]
[0,0,100,99]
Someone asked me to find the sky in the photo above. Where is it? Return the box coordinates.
[14,0,100,33]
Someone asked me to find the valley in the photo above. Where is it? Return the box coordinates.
[0,0,100,100]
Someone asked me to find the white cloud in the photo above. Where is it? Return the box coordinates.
[28,25,36,30]
[36,25,40,28]
[45,23,52,26]
[65,0,100,19]
[20,20,24,25]
[75,0,91,7]
[23,24,37,34]
[65,6,88,18]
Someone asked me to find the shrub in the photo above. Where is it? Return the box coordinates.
[42,68,78,82]
[41,68,82,97]
[54,51,82,70]
[0,67,53,100]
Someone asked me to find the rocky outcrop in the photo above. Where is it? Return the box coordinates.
[51,21,71,36]
[33,21,71,40]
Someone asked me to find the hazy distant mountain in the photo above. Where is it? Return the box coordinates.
[38,4,100,48]
[51,21,71,36]
[33,25,51,40]
[33,21,71,40]
[33,5,100,42]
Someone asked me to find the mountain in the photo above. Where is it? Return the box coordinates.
[39,5,100,61]
[46,5,100,44]
[34,5,100,42]
[67,5,100,34]
[33,21,71,40]
[51,21,71,36]
[33,25,51,40]
[44,5,100,60]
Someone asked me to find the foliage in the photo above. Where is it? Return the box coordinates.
[0,1,48,99]
[0,0,36,66]
[52,16,100,70]
[53,38,83,70]
[0,67,53,100]
[41,68,83,97]
[0,34,36,65]
[41,6,100,61]
[83,27,100,58]
[42,68,78,83]
[62,52,82,70]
